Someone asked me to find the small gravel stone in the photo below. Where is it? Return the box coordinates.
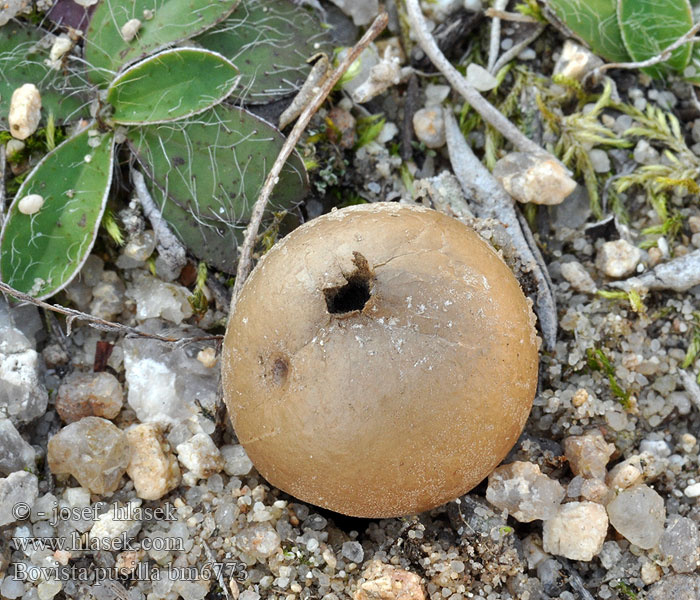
[606,456,643,491]
[48,34,72,66]
[689,215,700,234]
[124,335,218,426]
[537,558,565,597]
[465,63,498,92]
[128,272,193,324]
[36,580,62,600]
[9,83,41,140]
[413,108,445,149]
[659,515,699,573]
[542,501,608,561]
[220,444,254,476]
[235,522,281,559]
[596,239,642,278]
[126,423,181,500]
[579,477,609,503]
[353,560,425,600]
[47,416,131,494]
[424,84,450,107]
[90,271,126,320]
[633,139,660,164]
[89,499,142,547]
[55,371,124,423]
[352,54,402,104]
[492,152,576,205]
[0,471,38,526]
[196,347,217,368]
[588,149,611,173]
[0,323,48,424]
[328,0,378,25]
[684,482,700,497]
[5,138,24,160]
[606,484,665,549]
[0,417,36,475]
[560,261,597,293]
[486,461,565,522]
[0,577,25,599]
[552,40,603,81]
[116,231,157,268]
[563,429,615,480]
[342,541,365,563]
[0,0,30,26]
[647,574,700,600]
[641,559,663,585]
[176,433,224,485]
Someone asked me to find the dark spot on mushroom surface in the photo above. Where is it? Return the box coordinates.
[271,357,289,386]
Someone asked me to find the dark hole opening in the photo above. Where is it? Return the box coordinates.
[272,357,289,385]
[324,276,371,314]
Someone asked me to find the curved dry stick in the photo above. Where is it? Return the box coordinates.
[443,109,558,350]
[0,281,221,345]
[595,22,700,75]
[232,12,389,308]
[487,0,508,73]
[491,24,546,75]
[131,168,187,276]
[404,0,544,157]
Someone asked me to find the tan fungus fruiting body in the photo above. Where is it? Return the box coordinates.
[222,203,539,517]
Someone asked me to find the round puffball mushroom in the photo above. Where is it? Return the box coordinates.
[222,203,539,518]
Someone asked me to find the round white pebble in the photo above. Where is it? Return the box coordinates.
[684,482,700,497]
[18,194,44,215]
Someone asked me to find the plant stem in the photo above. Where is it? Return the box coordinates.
[596,22,700,75]
[491,24,545,74]
[404,0,544,156]
[0,145,5,231]
[131,168,187,277]
[0,281,221,344]
[487,0,508,73]
[231,11,389,308]
[443,108,558,349]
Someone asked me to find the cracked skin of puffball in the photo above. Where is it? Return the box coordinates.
[222,203,539,518]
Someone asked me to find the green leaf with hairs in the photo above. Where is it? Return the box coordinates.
[0,22,89,130]
[196,0,332,104]
[126,105,308,273]
[107,48,239,125]
[618,0,693,77]
[0,124,114,298]
[84,0,239,86]
[545,0,631,62]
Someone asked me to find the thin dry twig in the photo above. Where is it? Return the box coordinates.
[487,0,508,73]
[231,11,389,308]
[443,109,558,349]
[595,22,700,75]
[484,8,540,23]
[610,248,700,293]
[131,168,187,276]
[0,145,6,230]
[491,24,546,74]
[0,281,222,344]
[405,0,544,156]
